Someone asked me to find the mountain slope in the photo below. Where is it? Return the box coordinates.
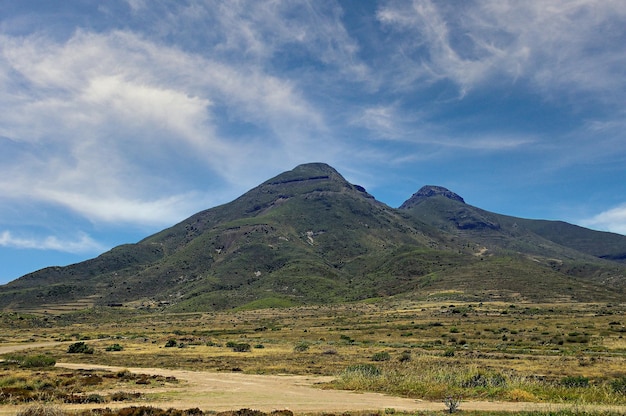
[400,185,626,261]
[1,164,625,312]
[399,186,626,292]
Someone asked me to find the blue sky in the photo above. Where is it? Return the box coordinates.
[1,0,626,284]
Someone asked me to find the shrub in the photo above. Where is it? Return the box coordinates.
[64,393,106,404]
[67,342,94,354]
[566,334,590,343]
[561,376,589,388]
[398,350,411,362]
[231,343,251,352]
[84,394,107,403]
[231,409,266,416]
[269,411,293,416]
[110,391,142,401]
[106,343,124,351]
[293,341,310,352]
[80,374,103,386]
[443,394,461,413]
[116,370,133,379]
[371,351,391,362]
[164,339,177,348]
[610,376,626,394]
[9,354,56,368]
[443,348,455,357]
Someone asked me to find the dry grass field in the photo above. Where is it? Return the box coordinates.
[1,300,626,415]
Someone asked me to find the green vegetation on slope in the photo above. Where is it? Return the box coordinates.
[1,163,625,312]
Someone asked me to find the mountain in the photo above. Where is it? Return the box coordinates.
[1,163,625,312]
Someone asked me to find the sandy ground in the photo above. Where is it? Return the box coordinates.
[1,343,626,414]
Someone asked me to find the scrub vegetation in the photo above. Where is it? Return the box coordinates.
[1,299,626,415]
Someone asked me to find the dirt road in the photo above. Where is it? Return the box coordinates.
[39,363,626,414]
[2,343,626,414]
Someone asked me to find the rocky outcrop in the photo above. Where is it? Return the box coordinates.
[399,185,465,210]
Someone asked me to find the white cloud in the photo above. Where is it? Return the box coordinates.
[124,0,147,13]
[186,1,369,80]
[581,204,626,235]
[36,189,204,226]
[0,230,105,253]
[376,0,626,100]
[0,28,328,227]
[353,104,534,151]
[351,104,411,140]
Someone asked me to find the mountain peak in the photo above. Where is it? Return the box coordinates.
[399,185,465,209]
[263,163,345,186]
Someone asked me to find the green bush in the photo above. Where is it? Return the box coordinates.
[67,342,94,354]
[84,394,107,403]
[164,339,177,348]
[443,348,455,357]
[21,355,56,368]
[610,375,626,394]
[371,351,391,362]
[293,341,310,352]
[231,343,251,352]
[5,354,56,368]
[106,343,124,351]
[561,375,589,388]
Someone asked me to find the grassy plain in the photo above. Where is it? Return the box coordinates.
[1,300,626,415]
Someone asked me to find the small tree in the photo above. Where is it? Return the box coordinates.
[443,395,461,413]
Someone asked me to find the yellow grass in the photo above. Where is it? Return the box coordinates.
[2,300,626,407]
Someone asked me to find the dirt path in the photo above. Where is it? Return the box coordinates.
[0,342,71,355]
[49,363,626,414]
[2,343,626,414]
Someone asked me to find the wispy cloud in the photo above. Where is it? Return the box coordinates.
[580,205,626,235]
[0,230,105,253]
[35,190,207,226]
[352,104,534,151]
[376,0,626,101]
[0,28,327,227]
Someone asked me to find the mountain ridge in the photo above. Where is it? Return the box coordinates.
[1,163,625,312]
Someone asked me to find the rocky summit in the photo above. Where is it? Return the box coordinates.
[399,185,465,209]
